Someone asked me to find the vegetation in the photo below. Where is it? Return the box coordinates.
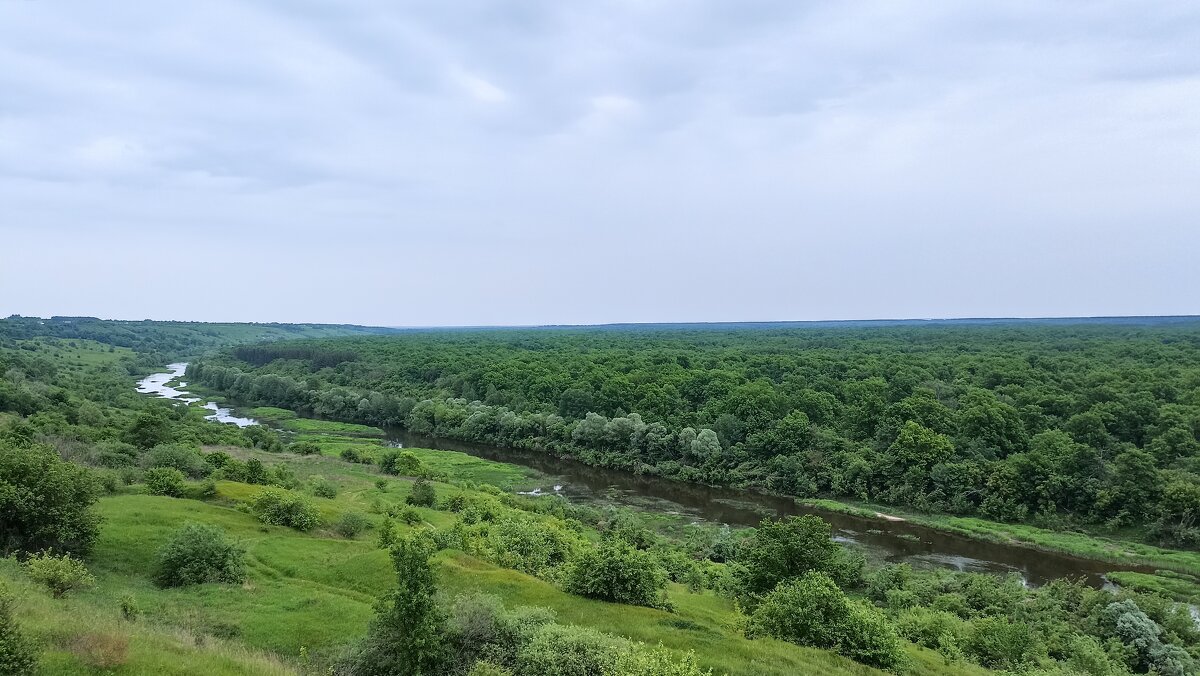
[3,316,1200,675]
[188,320,1200,548]
[154,522,246,587]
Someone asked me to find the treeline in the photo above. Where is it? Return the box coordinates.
[232,344,357,368]
[189,322,1200,545]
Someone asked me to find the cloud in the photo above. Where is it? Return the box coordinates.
[1,1,1198,325]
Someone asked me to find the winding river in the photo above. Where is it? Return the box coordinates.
[138,364,1159,588]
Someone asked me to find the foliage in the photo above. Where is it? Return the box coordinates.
[24,552,95,598]
[251,488,320,531]
[334,512,370,539]
[747,572,905,670]
[0,584,37,675]
[563,541,668,609]
[143,467,187,497]
[0,440,101,556]
[407,478,437,507]
[154,523,246,587]
[342,537,448,675]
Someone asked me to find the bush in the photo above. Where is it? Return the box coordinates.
[154,523,246,587]
[0,583,38,674]
[144,443,209,478]
[517,623,624,675]
[380,450,424,476]
[406,479,437,507]
[24,552,95,598]
[289,441,321,455]
[747,572,904,670]
[334,512,370,539]
[0,440,101,556]
[311,476,338,499]
[143,467,186,497]
[563,541,667,608]
[251,488,320,531]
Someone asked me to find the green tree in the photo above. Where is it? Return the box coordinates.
[564,541,668,608]
[344,537,448,675]
[0,441,100,556]
[747,572,904,670]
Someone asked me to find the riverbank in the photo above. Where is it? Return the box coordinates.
[800,498,1200,579]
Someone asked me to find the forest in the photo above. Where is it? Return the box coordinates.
[190,321,1200,547]
[1,317,1199,675]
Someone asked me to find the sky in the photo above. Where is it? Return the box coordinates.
[2,1,1198,327]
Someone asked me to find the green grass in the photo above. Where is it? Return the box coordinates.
[798,498,1200,577]
[1106,571,1200,604]
[11,443,989,676]
[278,418,384,437]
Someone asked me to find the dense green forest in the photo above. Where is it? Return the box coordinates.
[2,318,1200,675]
[190,321,1200,546]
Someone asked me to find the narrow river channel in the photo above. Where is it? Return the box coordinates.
[138,363,1158,588]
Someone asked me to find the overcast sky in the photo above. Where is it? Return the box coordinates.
[2,2,1198,326]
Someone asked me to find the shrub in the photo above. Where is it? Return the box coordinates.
[747,572,904,670]
[144,443,209,478]
[24,552,95,598]
[119,595,141,622]
[311,477,338,499]
[563,541,667,608]
[334,512,370,539]
[289,441,321,455]
[154,523,246,587]
[399,507,423,526]
[251,488,320,531]
[406,479,437,507]
[0,584,38,674]
[69,633,128,670]
[143,467,186,497]
[0,440,101,556]
[517,623,624,675]
[380,450,424,476]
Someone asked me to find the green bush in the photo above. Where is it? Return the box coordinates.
[154,523,246,587]
[144,443,209,478]
[406,479,436,507]
[311,476,338,499]
[380,450,424,476]
[334,512,370,539]
[143,467,186,497]
[288,440,321,455]
[747,572,904,670]
[24,552,95,598]
[251,488,320,531]
[0,583,38,674]
[563,541,667,608]
[0,440,101,556]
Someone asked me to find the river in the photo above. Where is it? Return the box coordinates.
[137,363,1157,587]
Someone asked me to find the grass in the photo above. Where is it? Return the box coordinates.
[278,418,384,437]
[1106,571,1200,604]
[4,442,992,676]
[798,498,1200,577]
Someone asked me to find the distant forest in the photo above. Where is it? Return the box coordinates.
[190,320,1200,544]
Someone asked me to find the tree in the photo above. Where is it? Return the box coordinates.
[747,572,904,670]
[0,441,100,556]
[154,523,246,587]
[564,541,668,608]
[407,479,437,507]
[343,537,448,675]
[0,583,37,675]
[734,516,839,602]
